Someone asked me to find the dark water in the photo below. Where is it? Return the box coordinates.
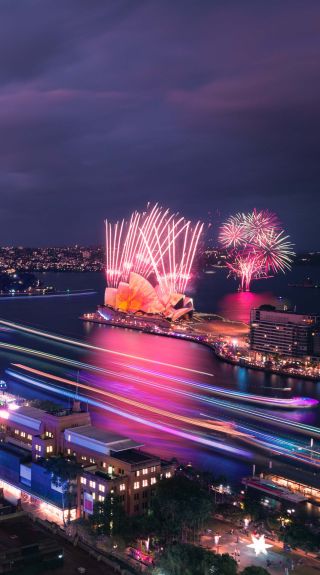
[0,267,320,491]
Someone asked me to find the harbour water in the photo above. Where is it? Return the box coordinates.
[0,267,319,492]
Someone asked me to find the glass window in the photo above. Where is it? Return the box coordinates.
[134,482,140,490]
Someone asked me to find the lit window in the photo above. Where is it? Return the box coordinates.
[80,477,86,485]
[46,445,53,453]
[92,492,96,500]
[89,458,95,464]
[134,482,140,490]
[150,477,156,485]
[20,431,26,438]
[99,495,104,502]
[108,466,113,475]
[27,434,32,441]
[35,444,41,452]
[150,466,156,473]
[89,481,96,489]
[165,472,171,478]
[142,479,148,487]
[81,456,87,461]
[136,470,140,477]
[14,429,19,435]
[67,434,71,442]
[142,468,148,475]
[99,484,105,493]
[120,484,125,491]
[67,449,71,455]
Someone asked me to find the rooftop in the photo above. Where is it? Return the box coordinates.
[10,405,45,421]
[111,448,159,465]
[65,425,143,452]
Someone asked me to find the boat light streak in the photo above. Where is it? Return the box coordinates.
[5,369,249,457]
[0,319,214,377]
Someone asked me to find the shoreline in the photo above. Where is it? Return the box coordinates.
[80,313,320,383]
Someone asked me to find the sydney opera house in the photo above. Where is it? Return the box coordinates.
[98,205,203,326]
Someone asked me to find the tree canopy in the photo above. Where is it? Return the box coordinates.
[240,567,271,575]
[155,545,236,575]
[150,475,213,543]
[90,493,126,537]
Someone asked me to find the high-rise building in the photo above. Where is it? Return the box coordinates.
[250,305,320,358]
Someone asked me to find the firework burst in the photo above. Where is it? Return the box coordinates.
[219,209,294,291]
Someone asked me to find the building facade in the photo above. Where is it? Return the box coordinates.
[0,402,174,522]
[250,305,320,358]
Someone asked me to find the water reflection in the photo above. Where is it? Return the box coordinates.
[217,291,290,324]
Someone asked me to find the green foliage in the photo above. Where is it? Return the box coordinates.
[280,521,319,551]
[90,494,126,537]
[242,494,267,521]
[155,545,236,575]
[29,399,62,413]
[42,455,81,485]
[150,475,213,543]
[42,455,81,524]
[240,567,271,575]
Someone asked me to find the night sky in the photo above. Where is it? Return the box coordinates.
[1,1,319,248]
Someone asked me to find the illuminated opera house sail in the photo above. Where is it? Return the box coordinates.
[102,205,203,322]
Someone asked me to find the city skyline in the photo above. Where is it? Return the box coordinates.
[0,1,319,248]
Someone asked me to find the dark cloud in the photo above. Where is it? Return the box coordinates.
[0,0,319,247]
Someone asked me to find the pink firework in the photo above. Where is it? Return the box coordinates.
[257,230,295,274]
[220,209,294,291]
[227,252,264,292]
[244,209,281,242]
[218,214,247,248]
[105,205,204,295]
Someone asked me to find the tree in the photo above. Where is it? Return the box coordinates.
[150,475,213,543]
[280,522,318,552]
[90,493,126,537]
[242,494,267,521]
[155,545,236,575]
[241,567,271,575]
[42,455,81,525]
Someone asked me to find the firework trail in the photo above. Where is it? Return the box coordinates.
[105,205,204,295]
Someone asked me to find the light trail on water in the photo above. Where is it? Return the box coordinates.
[7,366,320,468]
[0,341,316,409]
[0,319,214,377]
[6,369,250,458]
[9,364,248,438]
